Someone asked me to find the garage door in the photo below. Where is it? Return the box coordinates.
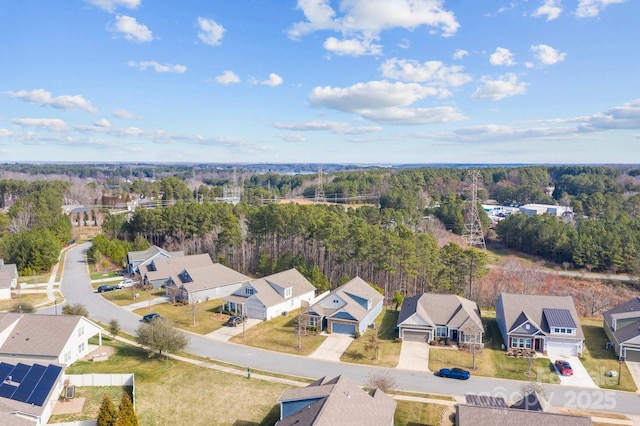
[546,343,577,356]
[402,331,429,343]
[246,307,264,320]
[332,322,356,335]
[624,349,640,362]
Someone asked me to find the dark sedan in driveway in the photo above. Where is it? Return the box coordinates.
[436,367,470,380]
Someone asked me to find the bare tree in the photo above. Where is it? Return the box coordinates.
[365,371,397,393]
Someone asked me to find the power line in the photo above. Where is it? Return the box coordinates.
[463,170,486,251]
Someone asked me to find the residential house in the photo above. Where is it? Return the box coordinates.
[396,293,483,344]
[302,277,383,335]
[0,313,103,365]
[276,375,396,426]
[603,297,640,362]
[0,259,18,301]
[127,245,184,275]
[495,293,584,356]
[456,391,592,425]
[164,262,251,304]
[138,253,210,290]
[223,268,316,320]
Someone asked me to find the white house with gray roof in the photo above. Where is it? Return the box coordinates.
[276,375,396,426]
[397,293,483,344]
[603,297,640,362]
[495,293,584,356]
[302,277,383,335]
[127,245,184,275]
[0,259,18,301]
[223,268,316,320]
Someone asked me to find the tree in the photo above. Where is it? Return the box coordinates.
[9,302,35,313]
[365,371,397,393]
[364,333,381,360]
[62,303,89,317]
[136,318,188,357]
[97,394,117,426]
[116,392,139,426]
[392,291,404,312]
[109,319,121,340]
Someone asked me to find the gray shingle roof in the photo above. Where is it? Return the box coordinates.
[276,375,396,426]
[603,297,640,345]
[308,277,383,322]
[456,404,592,426]
[397,293,483,334]
[173,263,250,294]
[243,269,316,308]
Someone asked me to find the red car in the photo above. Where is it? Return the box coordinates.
[555,360,573,376]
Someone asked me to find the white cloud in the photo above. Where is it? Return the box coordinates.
[273,120,382,134]
[12,118,69,132]
[323,36,382,56]
[112,15,153,43]
[113,109,141,119]
[6,89,97,113]
[0,129,12,138]
[453,49,468,60]
[490,47,516,66]
[360,106,466,125]
[197,17,225,46]
[214,70,240,85]
[575,0,627,18]
[94,118,111,128]
[532,0,563,20]
[380,58,472,87]
[278,133,307,142]
[260,73,283,87]
[128,61,187,73]
[84,0,140,13]
[530,44,567,65]
[578,99,640,131]
[309,80,440,113]
[471,73,528,100]
[76,122,144,137]
[288,0,460,50]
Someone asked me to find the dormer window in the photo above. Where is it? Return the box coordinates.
[284,287,292,298]
[246,287,254,296]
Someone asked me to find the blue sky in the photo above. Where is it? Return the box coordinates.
[1,0,638,164]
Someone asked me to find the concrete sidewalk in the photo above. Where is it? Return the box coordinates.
[123,297,168,312]
[309,333,353,362]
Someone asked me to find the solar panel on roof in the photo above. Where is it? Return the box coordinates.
[10,363,31,382]
[27,365,62,406]
[0,383,17,399]
[12,364,46,403]
[0,363,14,381]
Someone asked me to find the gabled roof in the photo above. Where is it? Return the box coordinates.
[127,245,172,263]
[397,293,483,334]
[310,277,383,323]
[276,375,396,426]
[243,269,316,308]
[456,404,592,426]
[0,314,102,358]
[510,391,554,412]
[498,293,583,338]
[140,253,213,282]
[173,263,250,293]
[603,297,640,336]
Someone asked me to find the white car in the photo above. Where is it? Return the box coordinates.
[116,278,134,289]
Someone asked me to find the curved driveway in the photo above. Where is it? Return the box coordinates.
[47,243,640,417]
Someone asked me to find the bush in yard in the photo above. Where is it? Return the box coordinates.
[9,302,35,313]
[97,394,117,426]
[136,317,188,358]
[62,303,89,317]
[116,392,139,426]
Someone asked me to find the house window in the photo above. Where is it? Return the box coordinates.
[309,317,318,327]
[246,288,254,295]
[78,342,85,353]
[63,351,71,363]
[511,337,532,349]
[78,326,84,337]
[285,287,292,298]
[436,327,447,338]
[552,327,575,335]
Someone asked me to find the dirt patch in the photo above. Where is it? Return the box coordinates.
[210,313,230,321]
[84,345,116,361]
[52,397,86,414]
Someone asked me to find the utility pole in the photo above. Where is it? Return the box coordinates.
[463,170,486,250]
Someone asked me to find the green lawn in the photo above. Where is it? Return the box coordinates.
[229,308,327,356]
[580,318,637,392]
[395,399,448,426]
[132,299,226,335]
[340,308,402,367]
[49,386,131,423]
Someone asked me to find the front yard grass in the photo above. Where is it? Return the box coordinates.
[395,399,448,426]
[101,287,164,306]
[0,293,49,311]
[340,308,401,367]
[133,299,225,335]
[229,308,327,356]
[64,340,291,426]
[580,318,637,392]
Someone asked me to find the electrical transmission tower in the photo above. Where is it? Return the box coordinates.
[464,170,486,250]
[314,165,326,202]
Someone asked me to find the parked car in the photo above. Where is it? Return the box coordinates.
[227,316,244,327]
[142,313,161,323]
[555,360,573,376]
[116,279,134,289]
[436,367,470,380]
[97,285,116,293]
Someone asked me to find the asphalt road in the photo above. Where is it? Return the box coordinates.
[44,243,640,417]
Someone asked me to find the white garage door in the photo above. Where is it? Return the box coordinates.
[546,342,577,356]
[402,331,429,343]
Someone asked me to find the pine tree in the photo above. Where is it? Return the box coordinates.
[96,394,117,426]
[115,392,139,426]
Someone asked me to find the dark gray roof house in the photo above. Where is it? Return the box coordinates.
[396,293,483,344]
[127,245,184,274]
[276,375,396,426]
[495,293,584,356]
[603,297,640,362]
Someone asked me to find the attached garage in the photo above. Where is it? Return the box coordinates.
[623,348,640,362]
[331,322,356,335]
[546,342,579,356]
[402,330,430,343]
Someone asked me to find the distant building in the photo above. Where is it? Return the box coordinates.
[0,259,18,300]
[519,204,572,217]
